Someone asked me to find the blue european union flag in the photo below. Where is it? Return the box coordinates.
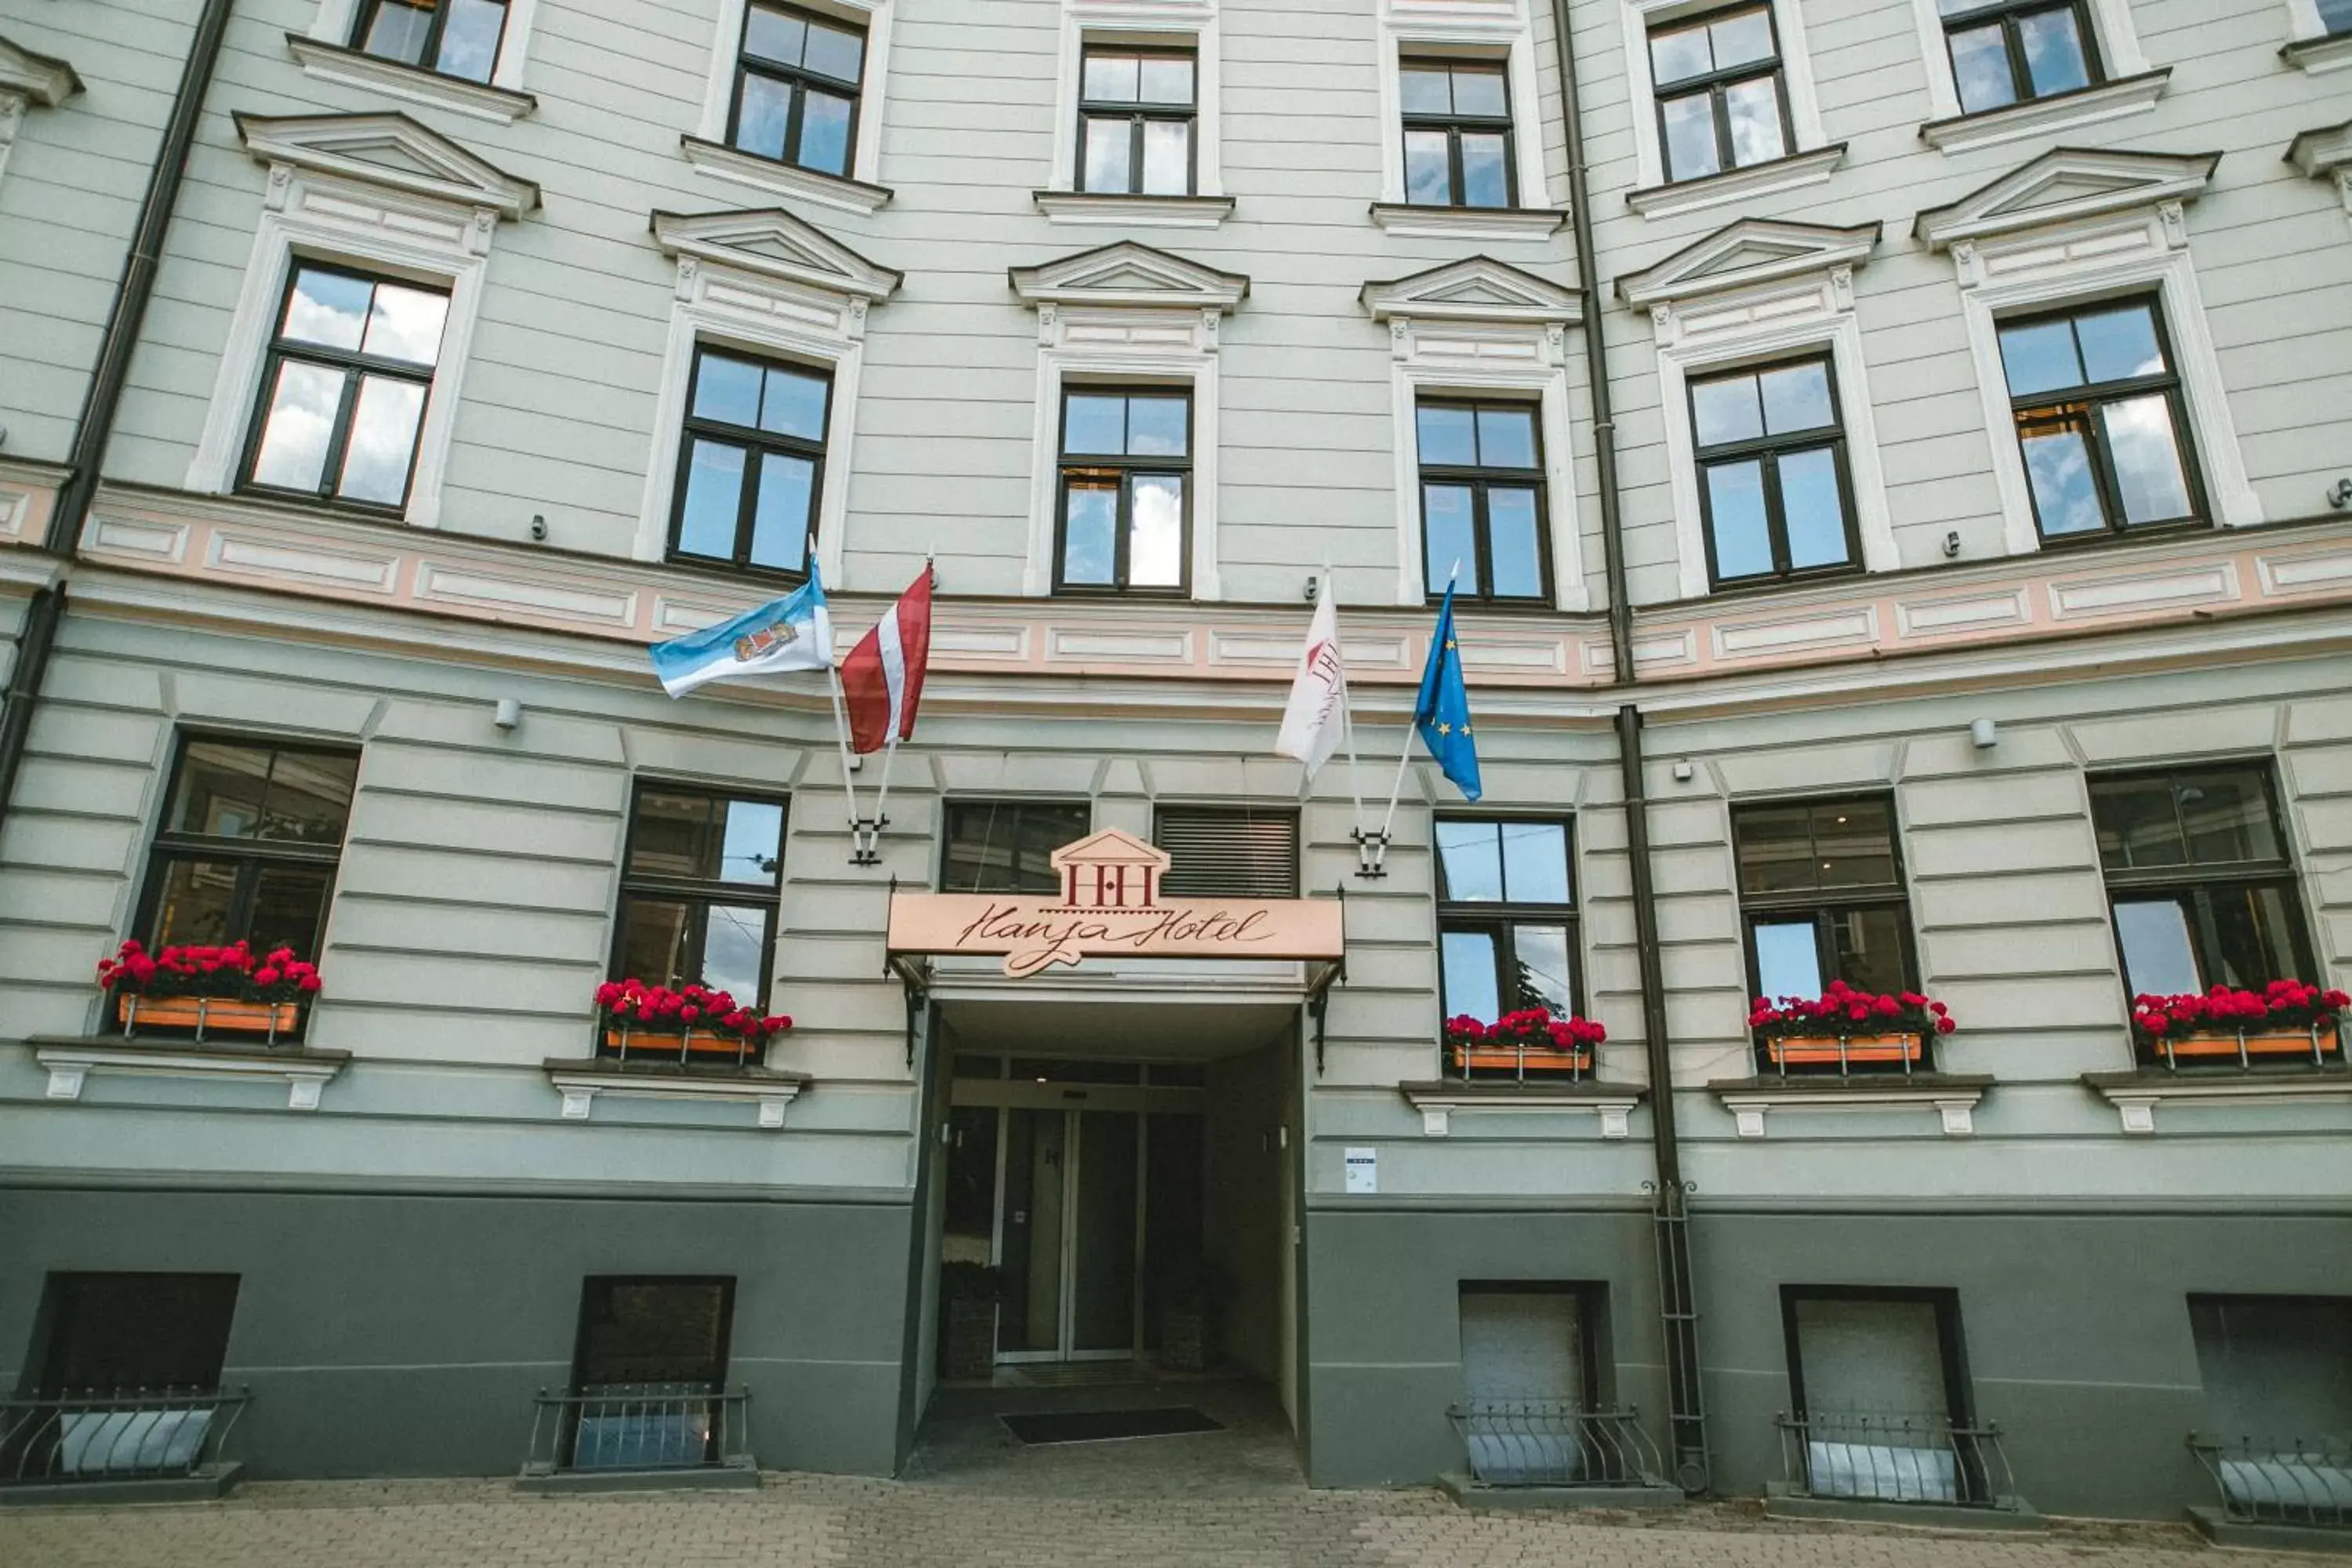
[1414,585,1481,801]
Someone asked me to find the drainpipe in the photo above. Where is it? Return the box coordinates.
[0,0,235,835]
[1545,0,1711,1492]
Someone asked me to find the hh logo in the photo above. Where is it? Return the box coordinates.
[1050,829,1169,910]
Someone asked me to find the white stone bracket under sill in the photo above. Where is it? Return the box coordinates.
[1033,191,1236,229]
[680,136,892,216]
[1715,1083,1984,1138]
[285,35,537,125]
[550,1070,807,1130]
[1368,203,1566,241]
[1918,71,2169,156]
[2085,1073,2352,1134]
[37,1043,346,1111]
[1624,144,1846,220]
[1400,1085,1640,1139]
[2285,33,2352,74]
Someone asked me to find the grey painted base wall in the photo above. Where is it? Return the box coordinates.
[0,1184,913,1480]
[1303,1203,2352,1519]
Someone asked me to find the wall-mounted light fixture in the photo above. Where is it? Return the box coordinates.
[2327,477,2352,510]
[1969,717,1998,750]
[493,698,523,731]
[1671,760,1695,782]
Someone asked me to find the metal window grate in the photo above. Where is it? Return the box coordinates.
[1153,808,1299,900]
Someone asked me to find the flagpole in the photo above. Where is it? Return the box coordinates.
[1327,562,1366,833]
[1374,558,1458,844]
[826,662,861,829]
[872,733,899,829]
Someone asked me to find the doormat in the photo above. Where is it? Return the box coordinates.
[1000,1406,1225,1445]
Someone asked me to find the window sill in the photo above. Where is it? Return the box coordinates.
[1707,1073,1992,1138]
[285,35,535,125]
[1033,191,1236,229]
[1368,202,1566,241]
[543,1055,811,1130]
[679,136,892,217]
[1625,143,1846,220]
[1918,71,2170,156]
[1399,1079,1645,1139]
[2082,1066,2352,1134]
[2283,33,2352,74]
[31,1035,351,1111]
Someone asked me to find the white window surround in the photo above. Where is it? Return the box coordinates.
[635,207,903,585]
[39,1041,347,1111]
[2282,0,2352,73]
[550,1067,808,1129]
[185,114,539,532]
[1360,256,1588,611]
[1008,241,1250,600]
[1713,1080,1983,1138]
[300,0,539,122]
[691,0,895,212]
[1905,0,2158,151]
[1915,148,2263,554]
[1616,0,1835,219]
[0,35,80,189]
[2289,120,2352,225]
[1372,0,1560,238]
[1043,0,1225,228]
[1615,219,1898,601]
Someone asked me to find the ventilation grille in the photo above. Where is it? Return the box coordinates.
[1154,808,1300,900]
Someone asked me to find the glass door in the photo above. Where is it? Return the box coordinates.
[992,1108,1139,1362]
[997,1108,1069,1357]
[1070,1111,1138,1356]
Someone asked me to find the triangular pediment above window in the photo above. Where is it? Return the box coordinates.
[234,111,539,220]
[1914,147,2219,249]
[1007,241,1250,312]
[1614,219,1879,308]
[652,208,902,303]
[0,35,81,105]
[1360,256,1580,326]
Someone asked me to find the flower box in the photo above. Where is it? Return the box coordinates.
[1766,1033,1922,1069]
[593,979,790,1065]
[1443,1008,1606,1080]
[1750,982,1955,1076]
[118,993,300,1041]
[601,1025,762,1064]
[1447,1042,1595,1076]
[98,938,321,1044]
[2151,1023,2340,1066]
[2132,982,2347,1071]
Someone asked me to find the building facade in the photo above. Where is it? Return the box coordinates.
[2,0,2350,1520]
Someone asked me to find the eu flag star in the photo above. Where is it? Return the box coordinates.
[1445,639,1457,651]
[1436,721,1452,736]
[1459,724,1471,738]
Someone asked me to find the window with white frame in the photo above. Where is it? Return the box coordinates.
[1077,45,1197,194]
[1905,0,2158,149]
[688,0,895,213]
[351,0,510,84]
[1616,220,1896,600]
[636,208,900,582]
[1055,387,1192,594]
[186,114,537,529]
[1372,0,1554,237]
[295,0,538,119]
[1042,2,1225,225]
[1916,148,2263,556]
[2283,0,2352,72]
[1619,0,1831,216]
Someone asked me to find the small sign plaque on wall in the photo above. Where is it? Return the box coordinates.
[1343,1146,1377,1195]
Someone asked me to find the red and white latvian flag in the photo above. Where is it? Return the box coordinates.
[840,566,934,753]
[1276,573,1349,779]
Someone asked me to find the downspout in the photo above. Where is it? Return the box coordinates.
[0,0,235,833]
[1544,0,1711,1492]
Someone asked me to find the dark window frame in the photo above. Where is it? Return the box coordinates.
[350,0,510,84]
[1646,2,1795,185]
[1999,293,2207,547]
[1434,814,1583,1027]
[1939,0,2105,114]
[666,343,832,581]
[607,780,790,1039]
[1052,383,1195,597]
[938,798,1093,893]
[1398,56,1519,209]
[1074,44,1200,195]
[1417,396,1552,606]
[19,1272,242,1399]
[238,261,446,514]
[1690,353,1861,590]
[1458,1279,1613,1409]
[568,1276,739,1392]
[1153,804,1301,900]
[726,0,867,176]
[1780,1283,1975,1423]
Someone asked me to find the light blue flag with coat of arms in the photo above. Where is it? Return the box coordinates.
[1414,583,1481,801]
[648,561,834,697]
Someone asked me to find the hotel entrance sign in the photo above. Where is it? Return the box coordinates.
[886,829,1345,978]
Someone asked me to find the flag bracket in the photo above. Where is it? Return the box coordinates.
[850,814,887,866]
[1351,826,1390,879]
[1305,902,1346,1074]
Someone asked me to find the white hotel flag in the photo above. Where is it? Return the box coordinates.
[1276,574,1350,780]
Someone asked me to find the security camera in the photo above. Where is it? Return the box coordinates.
[2328,478,2352,511]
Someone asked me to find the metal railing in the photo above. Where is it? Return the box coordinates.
[1774,1410,2014,1508]
[2190,1432,2352,1527]
[0,1387,249,1484]
[1448,1401,1664,1488]
[522,1385,753,1476]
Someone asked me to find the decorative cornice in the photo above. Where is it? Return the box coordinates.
[234,110,539,218]
[1624,143,1846,220]
[33,1038,350,1112]
[1033,191,1236,229]
[679,136,891,216]
[2082,1069,2352,1134]
[543,1058,811,1129]
[1918,70,2169,156]
[285,34,535,125]
[1709,1073,1994,1138]
[2288,119,2352,180]
[651,206,902,302]
[0,35,81,105]
[1367,201,1566,241]
[1914,146,2220,249]
[1008,239,1250,311]
[1360,255,1581,326]
[1614,218,1879,308]
[1399,1080,1645,1139]
[2283,31,2352,75]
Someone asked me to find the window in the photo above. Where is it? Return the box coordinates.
[2187,1296,2352,1454]
[23,1273,241,1396]
[1733,795,1916,1013]
[351,0,507,83]
[241,264,448,511]
[136,737,358,968]
[1417,399,1549,604]
[1461,1285,1604,1409]
[2325,0,2352,34]
[942,800,1091,893]
[1436,818,1577,1027]
[1781,1287,1983,1504]
[728,1,866,177]
[1690,356,1857,587]
[1055,387,1190,594]
[1399,58,1514,209]
[1155,806,1299,900]
[1937,0,2100,115]
[611,785,787,1040]
[1077,48,1196,195]
[669,346,829,578]
[2089,765,2314,1002]
[1647,5,1790,184]
[567,1277,735,1469]
[1996,297,2202,544]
